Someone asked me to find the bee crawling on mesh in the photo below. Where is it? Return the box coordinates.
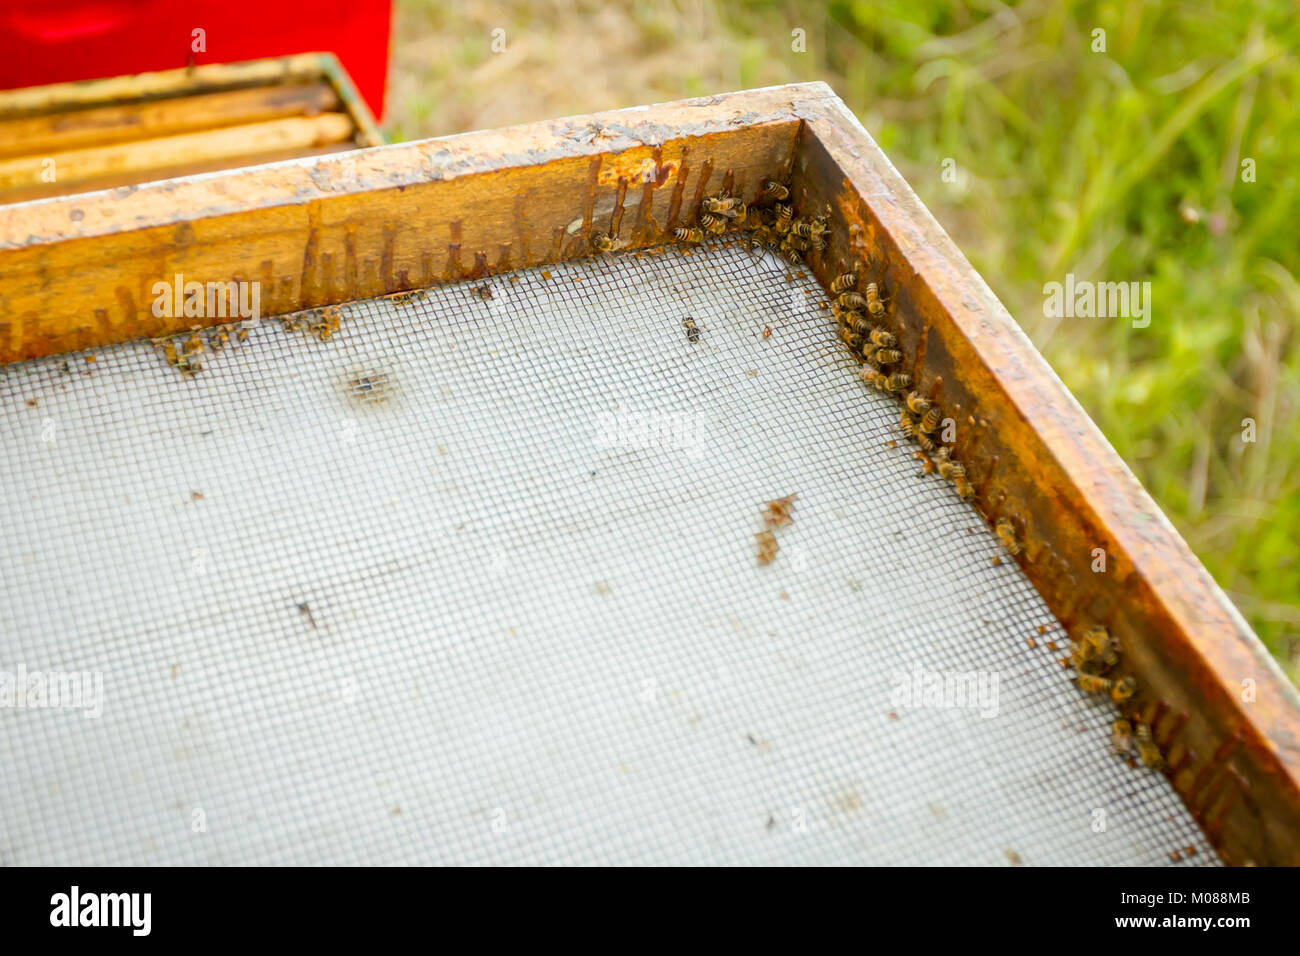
[682,316,702,344]
[745,225,776,254]
[860,366,887,391]
[698,211,728,235]
[591,232,615,254]
[1076,674,1135,704]
[1134,722,1165,770]
[882,372,911,392]
[899,409,936,452]
[934,446,965,482]
[995,516,1021,556]
[1112,718,1134,756]
[918,406,943,435]
[672,226,704,244]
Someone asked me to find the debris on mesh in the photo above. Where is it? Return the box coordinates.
[761,494,797,528]
[754,529,779,565]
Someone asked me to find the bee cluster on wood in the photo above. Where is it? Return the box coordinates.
[1070,623,1165,771]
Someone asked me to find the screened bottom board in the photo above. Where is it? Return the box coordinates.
[0,241,1215,865]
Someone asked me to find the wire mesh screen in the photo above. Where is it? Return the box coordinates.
[0,240,1215,865]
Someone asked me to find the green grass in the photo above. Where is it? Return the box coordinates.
[390,0,1300,680]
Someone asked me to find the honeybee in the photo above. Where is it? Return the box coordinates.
[1077,674,1113,695]
[773,204,793,233]
[994,517,1020,555]
[833,301,864,323]
[899,414,935,450]
[953,476,975,500]
[883,372,911,392]
[781,245,803,265]
[791,220,825,239]
[860,367,886,390]
[783,233,810,252]
[905,391,931,415]
[837,291,867,310]
[1134,722,1165,770]
[672,227,704,243]
[864,282,887,317]
[873,347,903,365]
[702,195,742,215]
[699,212,727,234]
[869,328,896,348]
[847,314,874,338]
[592,233,615,253]
[1083,625,1119,669]
[762,494,797,528]
[1111,676,1137,703]
[935,447,965,481]
[1112,719,1134,755]
[919,407,943,434]
[830,271,858,294]
[745,226,775,252]
[839,326,863,351]
[761,180,790,200]
[682,317,701,343]
[755,529,780,565]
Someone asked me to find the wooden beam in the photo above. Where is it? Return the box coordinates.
[0,86,806,359]
[0,82,341,160]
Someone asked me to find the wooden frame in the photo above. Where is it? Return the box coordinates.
[0,53,383,205]
[0,82,1296,864]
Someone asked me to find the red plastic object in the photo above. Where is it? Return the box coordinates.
[0,0,392,119]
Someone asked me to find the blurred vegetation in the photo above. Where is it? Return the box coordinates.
[389,0,1300,681]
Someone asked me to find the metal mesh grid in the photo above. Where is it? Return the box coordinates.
[0,240,1215,865]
